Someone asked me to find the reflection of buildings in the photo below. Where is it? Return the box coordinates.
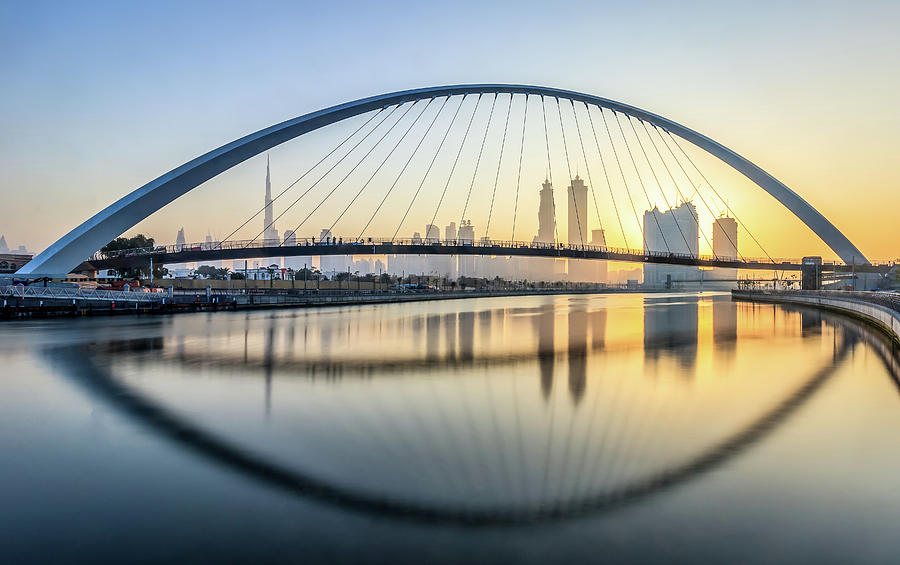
[643,202,699,287]
[568,305,587,404]
[590,308,607,351]
[712,297,737,360]
[643,296,698,369]
[801,309,821,337]
[535,304,555,400]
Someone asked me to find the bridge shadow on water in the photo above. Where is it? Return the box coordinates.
[45,296,900,527]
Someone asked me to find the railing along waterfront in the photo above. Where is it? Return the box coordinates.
[0,285,165,303]
[737,289,900,316]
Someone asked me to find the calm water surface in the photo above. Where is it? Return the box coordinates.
[3,292,900,563]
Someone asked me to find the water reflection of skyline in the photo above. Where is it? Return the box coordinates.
[48,294,900,527]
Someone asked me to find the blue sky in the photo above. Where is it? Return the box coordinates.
[1,0,898,258]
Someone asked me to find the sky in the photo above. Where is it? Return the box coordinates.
[1,0,898,261]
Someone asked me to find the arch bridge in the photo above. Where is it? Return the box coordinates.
[18,84,872,278]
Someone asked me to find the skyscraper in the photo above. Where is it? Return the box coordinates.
[567,176,588,245]
[643,202,699,286]
[591,228,608,283]
[535,179,555,244]
[712,216,738,259]
[263,155,279,245]
[567,176,592,281]
[175,227,186,248]
[457,220,475,276]
[445,221,457,241]
[712,215,738,280]
[425,224,440,243]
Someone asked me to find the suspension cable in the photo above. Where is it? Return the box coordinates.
[541,95,560,246]
[570,100,604,239]
[459,94,498,229]
[393,96,467,242]
[625,115,692,256]
[613,111,669,254]
[218,109,385,247]
[652,125,742,260]
[556,97,584,247]
[584,102,629,251]
[428,94,482,239]
[665,129,773,262]
[599,107,648,251]
[247,104,401,246]
[282,101,420,244]
[326,98,433,235]
[638,119,719,260]
[662,127,773,262]
[485,94,512,239]
[358,97,451,241]
[510,95,528,242]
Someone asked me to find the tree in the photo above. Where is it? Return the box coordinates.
[102,234,155,253]
[195,265,231,279]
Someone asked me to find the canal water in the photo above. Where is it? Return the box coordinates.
[2,292,900,563]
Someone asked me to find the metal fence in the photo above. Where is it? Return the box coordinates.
[0,285,166,303]
[738,289,900,315]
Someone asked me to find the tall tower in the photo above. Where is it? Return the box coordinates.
[536,179,555,244]
[712,216,738,259]
[567,175,588,245]
[263,155,279,244]
[712,215,739,281]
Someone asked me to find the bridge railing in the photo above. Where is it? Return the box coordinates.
[92,237,810,266]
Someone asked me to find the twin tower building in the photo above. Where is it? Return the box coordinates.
[536,175,739,284]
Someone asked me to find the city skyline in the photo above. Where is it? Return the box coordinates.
[2,1,898,262]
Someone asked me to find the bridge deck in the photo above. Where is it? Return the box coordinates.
[78,239,889,274]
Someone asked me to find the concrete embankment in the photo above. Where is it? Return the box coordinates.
[733,289,900,343]
[1,287,647,319]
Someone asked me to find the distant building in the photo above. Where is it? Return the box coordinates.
[535,179,556,244]
[591,228,608,283]
[457,220,475,243]
[425,224,440,243]
[711,215,739,281]
[0,235,8,254]
[643,202,699,287]
[318,228,345,275]
[175,227,186,249]
[712,216,738,258]
[445,221,457,241]
[567,176,592,281]
[0,253,32,274]
[457,221,475,276]
[262,155,280,246]
[567,176,588,245]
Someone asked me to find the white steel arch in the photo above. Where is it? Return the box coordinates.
[17,84,869,276]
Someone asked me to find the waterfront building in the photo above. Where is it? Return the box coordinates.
[711,215,739,280]
[643,202,699,287]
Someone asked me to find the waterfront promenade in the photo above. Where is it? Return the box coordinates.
[733,289,900,342]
